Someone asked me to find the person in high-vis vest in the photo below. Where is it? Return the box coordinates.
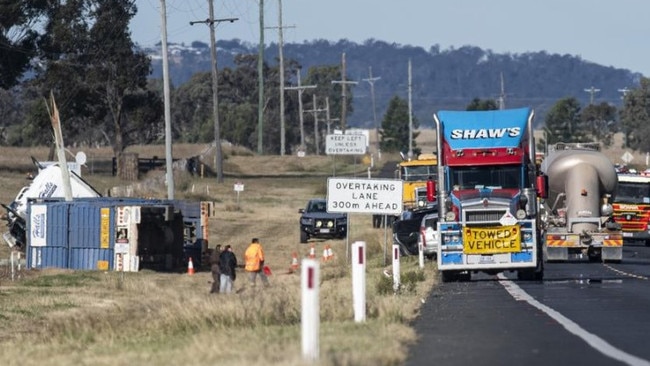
[244,238,269,287]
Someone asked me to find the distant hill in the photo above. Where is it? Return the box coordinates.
[143,39,642,129]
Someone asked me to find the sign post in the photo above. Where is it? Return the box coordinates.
[351,241,366,322]
[301,259,319,361]
[233,181,244,205]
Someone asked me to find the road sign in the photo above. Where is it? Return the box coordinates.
[325,134,367,155]
[622,151,634,164]
[234,182,244,192]
[327,178,403,214]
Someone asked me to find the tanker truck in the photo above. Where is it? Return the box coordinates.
[539,142,623,262]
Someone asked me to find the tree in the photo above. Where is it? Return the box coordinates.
[620,77,650,151]
[543,97,587,146]
[0,0,48,89]
[466,98,498,111]
[380,95,419,154]
[580,102,618,147]
[31,0,155,154]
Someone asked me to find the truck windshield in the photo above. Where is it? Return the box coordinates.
[401,165,437,182]
[614,182,650,203]
[449,166,521,190]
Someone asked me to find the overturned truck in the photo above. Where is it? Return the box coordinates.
[2,159,212,272]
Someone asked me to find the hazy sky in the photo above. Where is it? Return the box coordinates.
[131,0,650,76]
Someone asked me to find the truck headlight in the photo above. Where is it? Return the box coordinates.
[601,203,613,216]
[445,211,456,221]
[515,209,527,220]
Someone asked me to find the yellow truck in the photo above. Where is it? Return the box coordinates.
[397,153,438,211]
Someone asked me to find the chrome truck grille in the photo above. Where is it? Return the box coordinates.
[463,209,508,225]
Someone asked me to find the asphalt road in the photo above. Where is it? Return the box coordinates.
[407,242,650,366]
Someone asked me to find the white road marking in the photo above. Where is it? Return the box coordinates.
[603,263,649,280]
[497,274,650,366]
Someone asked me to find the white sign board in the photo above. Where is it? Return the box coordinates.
[325,134,367,155]
[29,204,47,247]
[345,129,370,147]
[327,178,403,214]
[234,182,245,192]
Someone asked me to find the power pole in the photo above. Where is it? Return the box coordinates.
[324,97,339,135]
[264,0,295,156]
[331,52,358,133]
[190,6,237,183]
[362,66,381,155]
[304,95,327,155]
[584,86,600,105]
[285,69,316,153]
[407,59,413,159]
[618,87,630,100]
[160,0,174,198]
[498,72,506,110]
[257,0,265,154]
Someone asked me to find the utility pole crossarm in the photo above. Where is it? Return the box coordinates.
[189,17,239,26]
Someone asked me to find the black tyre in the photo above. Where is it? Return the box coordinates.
[587,247,601,262]
[300,230,309,244]
[441,271,459,283]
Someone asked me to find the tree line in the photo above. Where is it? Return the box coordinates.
[2,1,650,159]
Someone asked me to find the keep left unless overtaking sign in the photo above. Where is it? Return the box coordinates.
[327,178,403,215]
[325,134,367,155]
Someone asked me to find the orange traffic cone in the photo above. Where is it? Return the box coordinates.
[309,244,315,259]
[291,252,299,272]
[322,245,329,261]
[187,257,195,275]
[327,245,334,260]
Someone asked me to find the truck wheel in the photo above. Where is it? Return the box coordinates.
[518,256,544,281]
[441,271,459,283]
[517,268,544,281]
[300,230,309,244]
[459,271,471,282]
[587,247,601,262]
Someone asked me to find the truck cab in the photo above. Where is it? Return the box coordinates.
[433,108,544,282]
[613,173,650,245]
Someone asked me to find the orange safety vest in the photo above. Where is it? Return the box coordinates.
[244,243,264,272]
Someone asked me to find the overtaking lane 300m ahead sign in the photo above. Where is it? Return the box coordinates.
[327,178,403,215]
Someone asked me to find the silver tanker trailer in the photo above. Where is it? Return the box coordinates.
[539,142,623,262]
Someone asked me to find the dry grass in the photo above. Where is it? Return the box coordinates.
[0,142,437,366]
[0,129,639,365]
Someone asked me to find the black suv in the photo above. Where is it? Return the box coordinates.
[299,198,347,243]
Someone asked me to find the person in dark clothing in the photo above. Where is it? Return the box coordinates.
[209,245,222,294]
[219,245,238,293]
